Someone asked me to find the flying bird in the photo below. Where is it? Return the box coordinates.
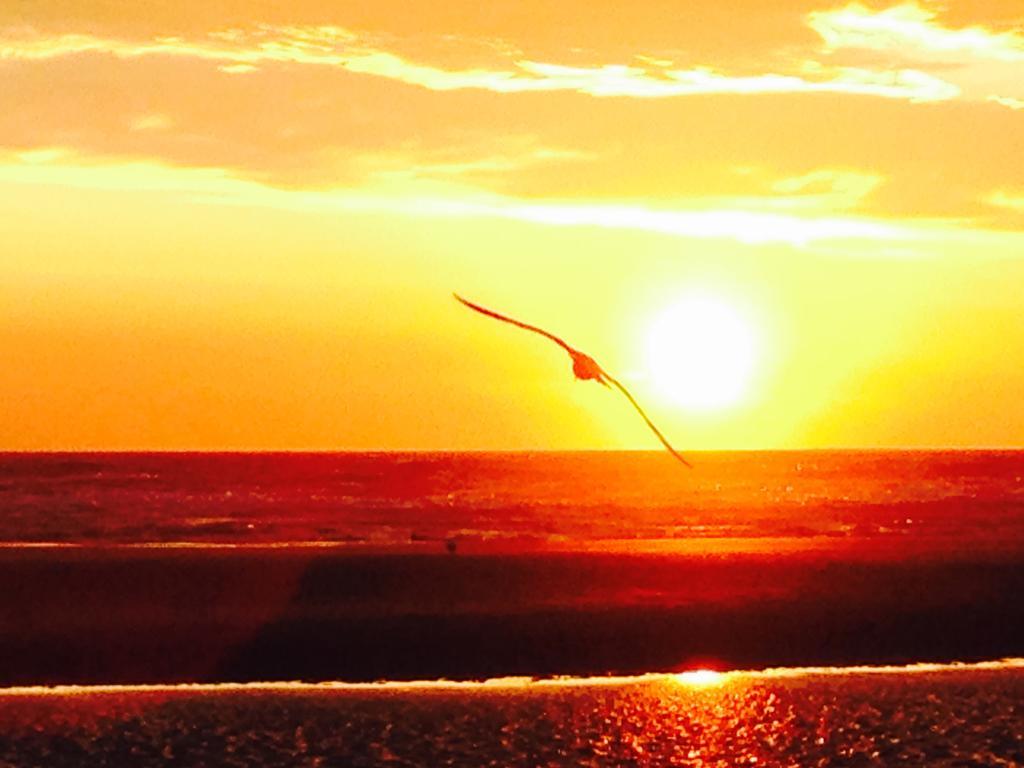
[454,294,692,468]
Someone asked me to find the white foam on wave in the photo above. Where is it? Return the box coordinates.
[2,658,1023,697]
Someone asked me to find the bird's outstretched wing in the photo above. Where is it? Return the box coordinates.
[454,294,574,354]
[455,293,692,469]
[602,372,693,469]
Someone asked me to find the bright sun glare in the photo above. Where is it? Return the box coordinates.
[646,293,757,412]
[674,669,726,687]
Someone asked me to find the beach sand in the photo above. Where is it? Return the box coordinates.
[1,542,1023,685]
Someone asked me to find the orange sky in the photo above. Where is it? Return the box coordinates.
[1,0,1023,450]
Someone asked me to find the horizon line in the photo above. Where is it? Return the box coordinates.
[1,446,1023,455]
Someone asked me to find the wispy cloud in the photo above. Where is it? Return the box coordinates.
[988,191,1024,212]
[129,114,173,132]
[771,169,882,210]
[472,198,907,245]
[0,26,358,68]
[0,149,914,246]
[0,26,957,102]
[987,94,1024,110]
[808,3,1024,109]
[358,141,596,181]
[809,3,1024,62]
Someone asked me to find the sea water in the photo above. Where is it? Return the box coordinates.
[1,450,1022,550]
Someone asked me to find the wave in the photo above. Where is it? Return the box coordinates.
[4,657,1023,697]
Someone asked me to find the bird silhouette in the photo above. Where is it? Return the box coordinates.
[455,294,692,468]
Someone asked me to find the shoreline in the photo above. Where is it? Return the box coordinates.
[1,544,1023,686]
[2,657,1024,697]
[0,532,1018,559]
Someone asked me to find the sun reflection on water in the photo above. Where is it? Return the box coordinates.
[674,668,728,687]
[1,664,1022,764]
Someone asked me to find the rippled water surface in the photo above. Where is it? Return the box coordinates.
[1,666,1022,766]
[1,451,1022,549]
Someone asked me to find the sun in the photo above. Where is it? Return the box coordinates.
[646,293,758,412]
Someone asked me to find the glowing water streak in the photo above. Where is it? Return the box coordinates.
[3,658,1023,697]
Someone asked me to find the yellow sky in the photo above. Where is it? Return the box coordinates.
[2,0,1023,450]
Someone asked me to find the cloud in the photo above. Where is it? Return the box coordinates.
[807,3,1024,108]
[808,3,1024,62]
[0,26,957,102]
[987,94,1024,110]
[129,114,173,132]
[218,63,259,74]
[770,169,882,209]
[359,55,954,101]
[1,11,1019,223]
[0,26,360,66]
[988,191,1024,212]
[474,198,907,245]
[358,140,596,182]
[0,148,914,246]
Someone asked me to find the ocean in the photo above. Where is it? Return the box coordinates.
[2,664,1023,766]
[2,451,1023,764]
[1,450,1022,551]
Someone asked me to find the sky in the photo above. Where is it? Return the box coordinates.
[1,0,1023,450]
